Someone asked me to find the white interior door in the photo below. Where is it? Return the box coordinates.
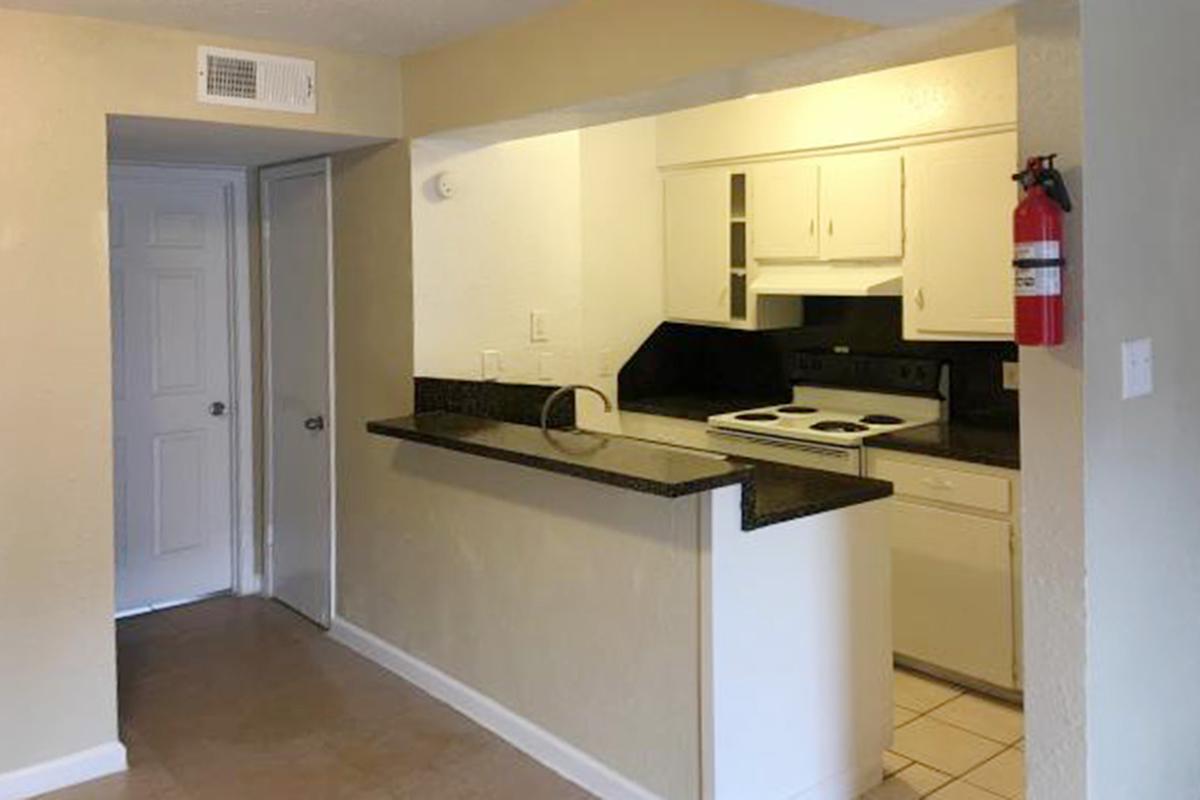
[110,167,237,614]
[262,158,334,627]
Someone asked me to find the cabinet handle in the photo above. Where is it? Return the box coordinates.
[809,219,815,236]
[915,287,926,309]
[921,477,953,490]
[828,220,834,236]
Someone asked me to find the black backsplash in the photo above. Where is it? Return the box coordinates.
[415,378,575,429]
[619,298,1018,426]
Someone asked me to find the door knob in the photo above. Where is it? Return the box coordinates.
[304,415,325,431]
[209,401,227,417]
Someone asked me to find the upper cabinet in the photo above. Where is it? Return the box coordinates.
[751,151,903,264]
[751,160,820,261]
[819,151,904,262]
[903,132,1017,340]
[663,169,731,324]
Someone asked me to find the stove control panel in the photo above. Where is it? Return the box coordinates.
[789,354,943,395]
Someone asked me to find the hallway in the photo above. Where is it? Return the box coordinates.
[41,597,591,799]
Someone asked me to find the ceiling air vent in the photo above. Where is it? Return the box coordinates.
[197,46,316,114]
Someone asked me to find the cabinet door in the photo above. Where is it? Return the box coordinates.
[819,151,903,261]
[905,132,1017,338]
[663,170,731,323]
[889,499,1015,688]
[751,160,820,261]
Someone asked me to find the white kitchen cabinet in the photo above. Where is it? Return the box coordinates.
[866,449,1021,693]
[750,152,903,264]
[663,169,732,324]
[819,151,904,261]
[904,131,1017,340]
[889,500,1014,688]
[751,160,820,261]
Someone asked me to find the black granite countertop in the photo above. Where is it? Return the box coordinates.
[619,393,789,423]
[367,413,892,531]
[867,420,1020,470]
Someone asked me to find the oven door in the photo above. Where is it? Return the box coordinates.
[705,429,862,475]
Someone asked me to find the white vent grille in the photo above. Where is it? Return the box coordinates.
[197,46,316,114]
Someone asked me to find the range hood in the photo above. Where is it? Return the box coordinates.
[750,264,903,297]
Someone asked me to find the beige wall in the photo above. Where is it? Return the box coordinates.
[336,443,702,799]
[1015,2,1086,797]
[0,8,402,774]
[1078,1,1200,796]
[400,0,875,137]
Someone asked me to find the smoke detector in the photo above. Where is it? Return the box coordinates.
[197,46,316,114]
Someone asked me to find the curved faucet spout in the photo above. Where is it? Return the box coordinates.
[540,384,613,432]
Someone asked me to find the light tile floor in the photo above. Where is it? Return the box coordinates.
[863,669,1025,800]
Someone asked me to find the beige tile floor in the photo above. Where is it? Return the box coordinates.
[39,596,593,799]
[863,669,1025,800]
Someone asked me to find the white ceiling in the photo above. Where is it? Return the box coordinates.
[0,0,573,56]
[771,0,1012,27]
[107,116,390,166]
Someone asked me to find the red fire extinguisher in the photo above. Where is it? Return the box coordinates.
[1012,155,1072,346]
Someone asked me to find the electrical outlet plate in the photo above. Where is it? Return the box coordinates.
[481,349,501,381]
[1002,361,1019,391]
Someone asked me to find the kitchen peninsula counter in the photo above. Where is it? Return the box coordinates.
[367,412,891,530]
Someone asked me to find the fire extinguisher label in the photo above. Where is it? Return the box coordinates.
[1014,240,1061,261]
[1015,266,1061,297]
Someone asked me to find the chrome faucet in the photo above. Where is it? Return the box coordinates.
[540,384,612,432]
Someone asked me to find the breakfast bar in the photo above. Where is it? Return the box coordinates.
[356,412,894,800]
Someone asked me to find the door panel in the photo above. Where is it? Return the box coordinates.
[819,151,904,261]
[752,160,820,261]
[889,499,1015,687]
[263,159,333,627]
[663,169,731,323]
[110,170,236,614]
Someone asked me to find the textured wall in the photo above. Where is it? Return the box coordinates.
[0,8,401,774]
[1079,1,1200,796]
[1015,2,1087,797]
[336,443,703,799]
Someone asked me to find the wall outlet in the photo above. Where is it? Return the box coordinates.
[538,352,554,381]
[1002,361,1020,391]
[598,348,614,378]
[481,349,502,381]
[530,310,549,343]
[1121,338,1154,399]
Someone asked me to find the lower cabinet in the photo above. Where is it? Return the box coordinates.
[866,449,1021,692]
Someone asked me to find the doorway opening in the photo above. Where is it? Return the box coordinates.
[106,115,387,625]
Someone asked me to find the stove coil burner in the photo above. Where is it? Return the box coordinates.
[735,412,780,422]
[776,406,818,415]
[860,414,905,425]
[810,420,870,433]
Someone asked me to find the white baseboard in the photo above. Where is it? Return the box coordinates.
[0,742,127,800]
[329,617,661,800]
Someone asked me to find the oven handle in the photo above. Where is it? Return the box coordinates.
[707,429,855,460]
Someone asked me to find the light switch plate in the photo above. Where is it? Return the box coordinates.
[530,310,549,343]
[481,349,501,381]
[1002,361,1020,391]
[1121,338,1153,399]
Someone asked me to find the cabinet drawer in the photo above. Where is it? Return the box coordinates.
[871,456,1010,514]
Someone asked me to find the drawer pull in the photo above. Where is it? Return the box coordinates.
[921,477,954,490]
